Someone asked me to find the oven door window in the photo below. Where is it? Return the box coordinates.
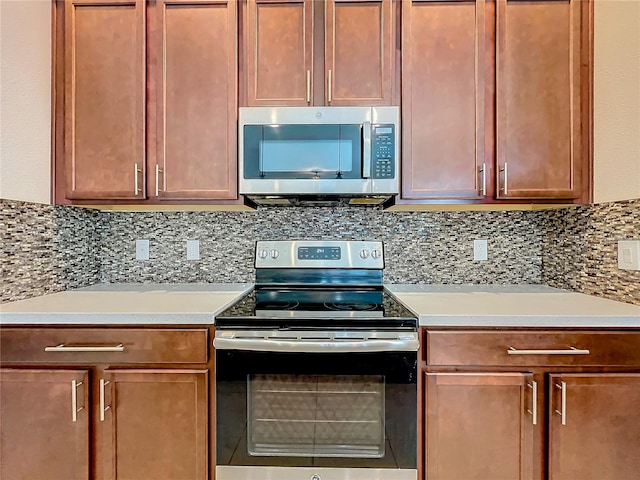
[248,374,385,458]
[243,124,363,180]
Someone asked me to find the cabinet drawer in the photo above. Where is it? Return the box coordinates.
[0,328,208,364]
[426,330,640,367]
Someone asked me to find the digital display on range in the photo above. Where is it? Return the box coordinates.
[298,246,341,260]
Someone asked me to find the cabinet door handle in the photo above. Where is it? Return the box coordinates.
[479,163,487,196]
[134,163,142,195]
[555,381,567,425]
[500,162,508,195]
[155,164,163,197]
[527,380,537,425]
[327,69,332,104]
[45,344,125,352]
[100,379,111,422]
[71,380,84,422]
[507,346,590,355]
[306,70,311,104]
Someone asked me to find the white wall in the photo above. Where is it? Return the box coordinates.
[593,0,640,203]
[0,0,52,204]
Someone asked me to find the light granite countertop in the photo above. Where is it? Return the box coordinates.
[0,283,252,325]
[385,284,640,327]
[1,283,639,328]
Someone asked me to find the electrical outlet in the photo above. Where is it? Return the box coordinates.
[618,240,640,270]
[473,239,488,261]
[186,240,200,261]
[135,239,150,261]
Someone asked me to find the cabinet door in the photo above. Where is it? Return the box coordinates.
[549,374,640,480]
[151,0,237,200]
[101,370,208,480]
[496,0,583,199]
[402,0,487,199]
[425,372,535,480]
[0,369,89,480]
[245,0,313,106]
[325,0,394,105]
[64,0,145,200]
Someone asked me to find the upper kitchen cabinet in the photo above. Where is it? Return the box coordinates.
[61,0,146,201]
[149,0,238,200]
[496,0,584,200]
[402,0,592,202]
[402,0,488,200]
[242,0,396,106]
[55,0,238,203]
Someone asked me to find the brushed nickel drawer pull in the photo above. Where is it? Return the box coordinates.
[100,379,111,422]
[527,380,538,425]
[71,380,84,422]
[507,346,590,355]
[306,69,311,104]
[555,381,567,425]
[45,344,125,352]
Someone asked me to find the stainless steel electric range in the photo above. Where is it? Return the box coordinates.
[214,240,418,480]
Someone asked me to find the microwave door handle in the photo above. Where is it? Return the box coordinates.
[362,121,372,178]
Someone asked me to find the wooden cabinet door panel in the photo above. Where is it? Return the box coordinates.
[102,369,208,480]
[0,369,89,480]
[549,374,640,480]
[425,372,535,480]
[246,0,313,106]
[496,0,582,199]
[64,0,145,200]
[152,0,237,200]
[325,0,394,105]
[402,0,486,199]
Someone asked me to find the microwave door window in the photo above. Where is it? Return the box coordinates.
[243,125,362,180]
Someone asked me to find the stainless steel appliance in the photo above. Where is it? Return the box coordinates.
[239,107,400,206]
[214,240,418,480]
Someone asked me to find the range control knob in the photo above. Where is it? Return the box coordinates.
[359,249,370,259]
[310,475,321,480]
[371,249,382,260]
[270,249,280,259]
[258,249,268,259]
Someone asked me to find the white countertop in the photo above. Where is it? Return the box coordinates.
[2,283,638,328]
[386,284,640,327]
[0,283,252,325]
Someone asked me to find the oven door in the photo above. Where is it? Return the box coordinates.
[215,331,417,479]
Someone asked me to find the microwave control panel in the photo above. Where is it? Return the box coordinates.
[371,125,395,179]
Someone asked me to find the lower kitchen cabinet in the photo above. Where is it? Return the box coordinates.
[548,373,640,480]
[101,370,208,480]
[424,372,535,480]
[0,369,90,480]
[0,327,212,480]
[422,329,640,480]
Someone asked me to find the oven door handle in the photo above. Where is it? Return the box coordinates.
[213,337,419,353]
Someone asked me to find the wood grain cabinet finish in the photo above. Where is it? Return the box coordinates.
[402,0,488,200]
[0,369,90,480]
[496,0,584,199]
[150,0,238,200]
[402,0,591,202]
[0,328,212,480]
[101,370,208,480]
[63,0,146,200]
[548,374,640,480]
[425,372,535,480]
[242,0,395,106]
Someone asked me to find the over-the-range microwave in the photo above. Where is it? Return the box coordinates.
[238,106,400,206]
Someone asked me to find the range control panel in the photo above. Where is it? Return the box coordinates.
[371,125,395,179]
[255,240,384,269]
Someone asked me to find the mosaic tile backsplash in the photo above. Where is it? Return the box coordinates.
[2,198,639,305]
[1,199,101,302]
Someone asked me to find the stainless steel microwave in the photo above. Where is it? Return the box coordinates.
[239,106,400,202]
